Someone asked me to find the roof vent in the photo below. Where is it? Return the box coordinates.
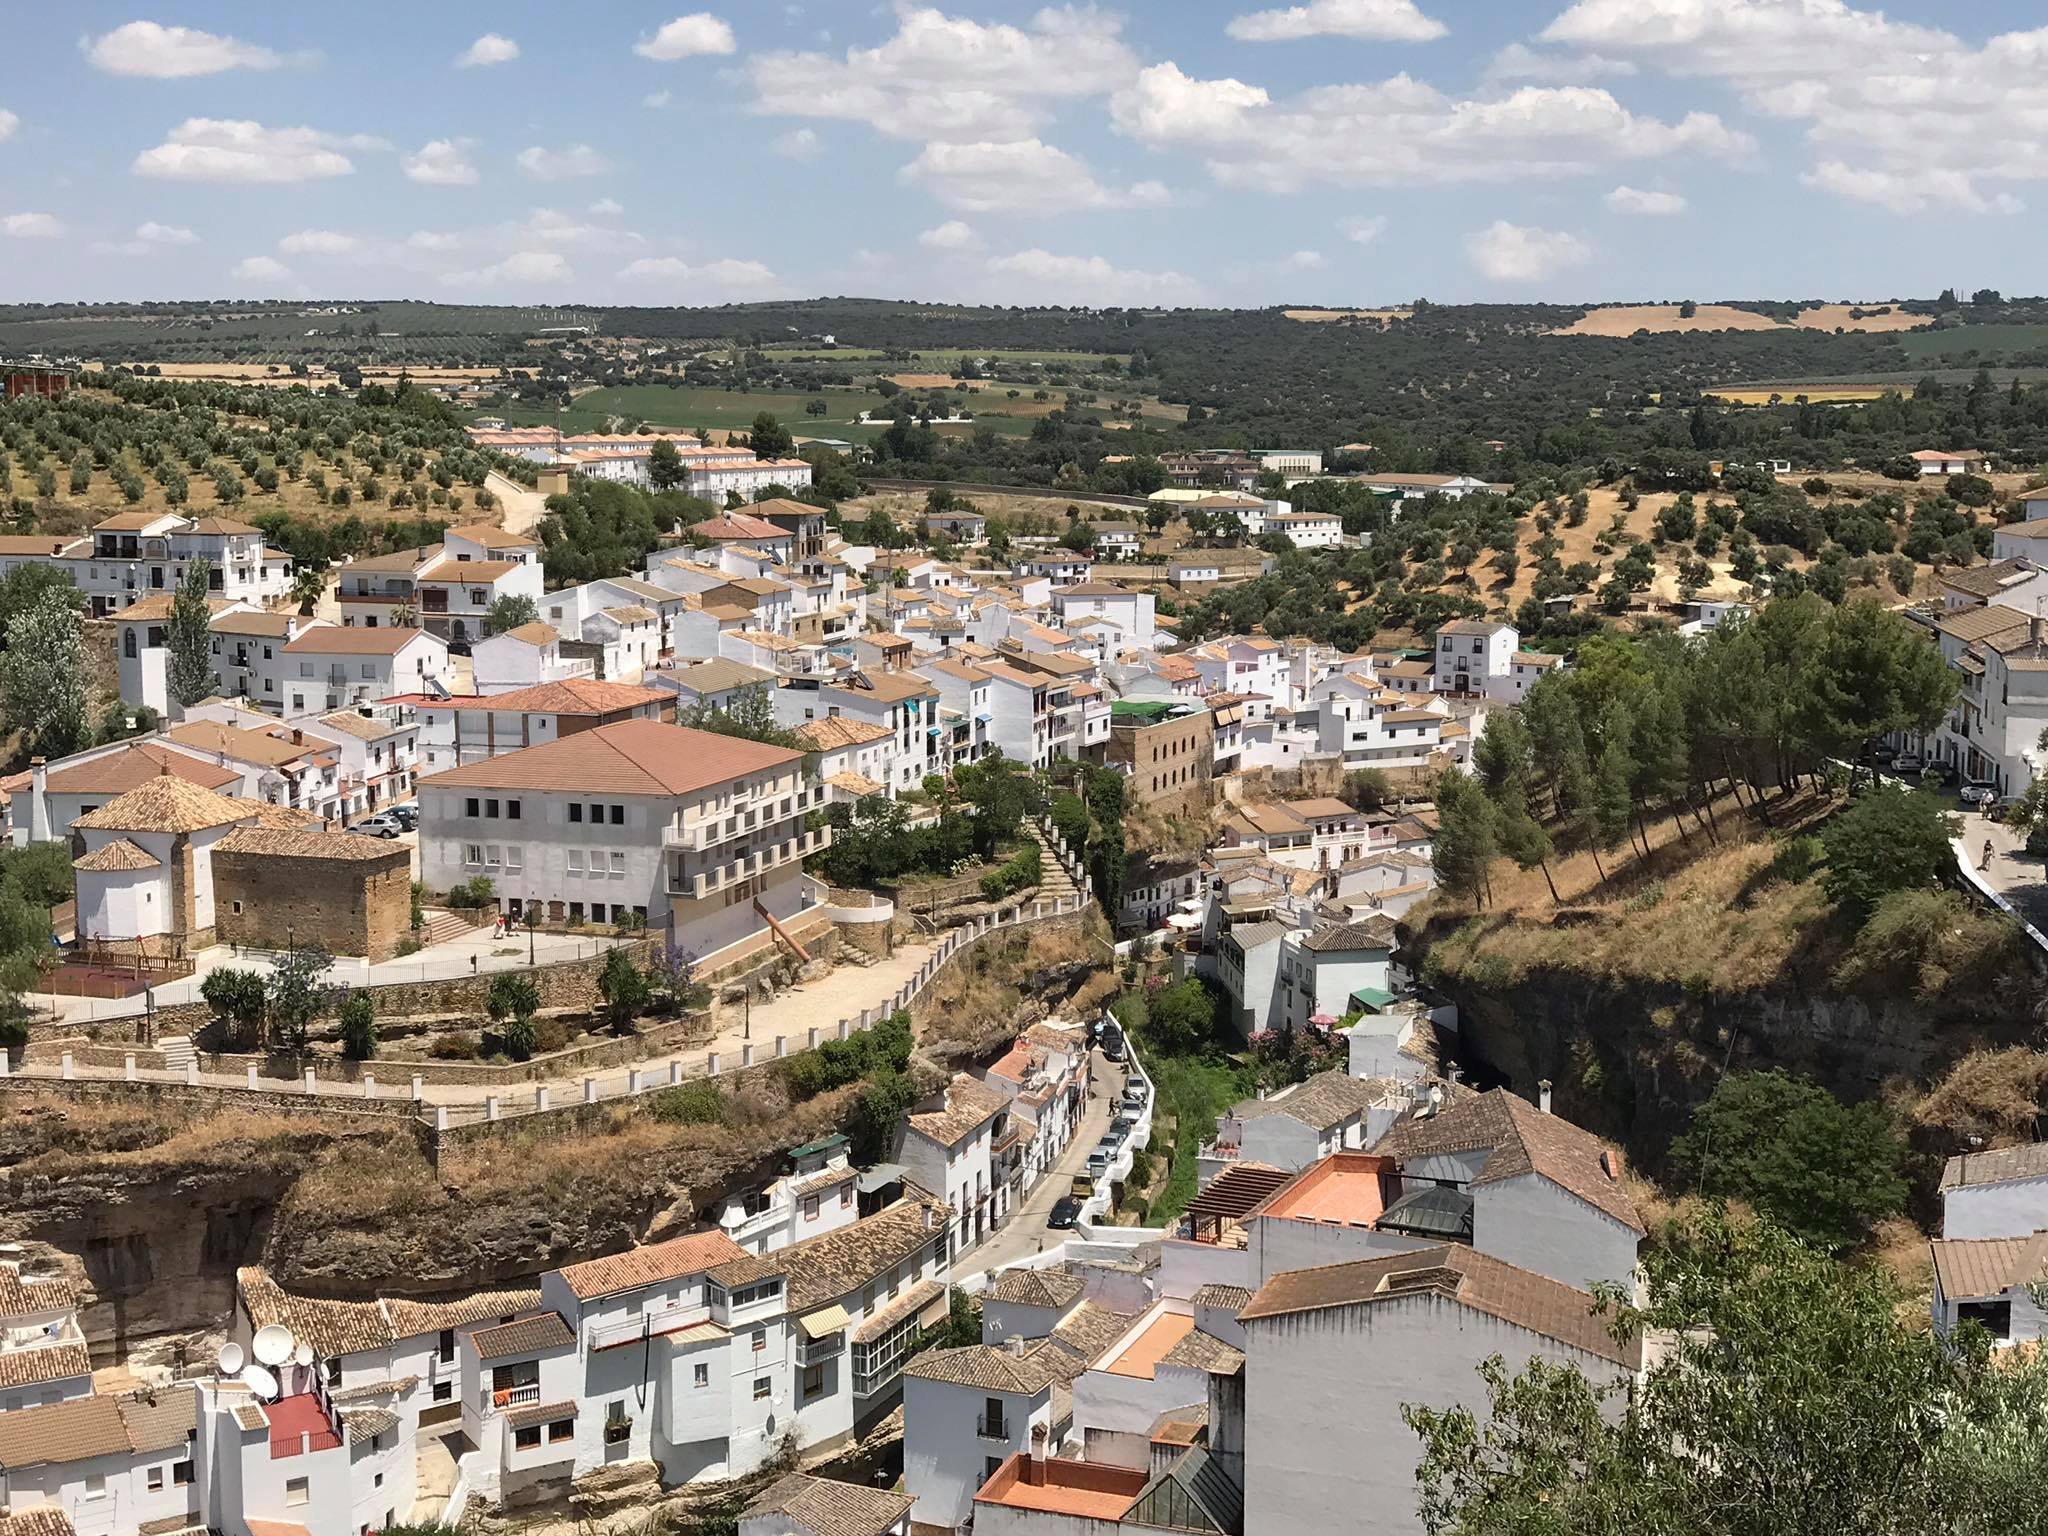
[1600,1149,1621,1182]
[1376,1265,1464,1300]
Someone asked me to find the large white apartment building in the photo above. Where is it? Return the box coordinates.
[278,626,451,718]
[1,512,296,619]
[465,428,812,501]
[418,718,827,961]
[335,527,543,645]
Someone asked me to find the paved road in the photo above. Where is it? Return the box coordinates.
[1960,807,2048,931]
[963,1046,1126,1276]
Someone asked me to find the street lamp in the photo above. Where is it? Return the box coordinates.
[525,908,537,967]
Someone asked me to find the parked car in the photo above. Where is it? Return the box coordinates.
[1890,752,1924,774]
[1069,1173,1096,1200]
[1046,1196,1082,1229]
[1085,1149,1110,1176]
[1111,1115,1139,1142]
[1920,761,1957,787]
[389,802,420,830]
[349,812,405,839]
[1960,780,2000,808]
[1101,1033,1128,1064]
[1121,1084,1147,1111]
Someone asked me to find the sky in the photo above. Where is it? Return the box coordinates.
[3,1,2047,309]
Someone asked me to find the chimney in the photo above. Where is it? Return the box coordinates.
[1028,1423,1049,1485]
[291,728,304,745]
[2034,613,2044,651]
[1005,1335,1028,1358]
[922,1206,933,1233]
[1538,1079,1553,1115]
[28,758,49,843]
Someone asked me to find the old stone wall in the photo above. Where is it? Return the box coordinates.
[215,848,412,960]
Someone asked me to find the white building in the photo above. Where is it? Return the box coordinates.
[892,1075,1012,1257]
[0,1388,204,1536]
[1264,510,1343,548]
[1258,449,1323,479]
[472,622,594,695]
[772,672,940,794]
[711,1133,863,1257]
[1910,448,1987,477]
[1938,1144,2048,1241]
[406,679,670,775]
[1049,583,1156,652]
[417,717,827,963]
[65,512,294,618]
[0,1261,93,1414]
[1199,1070,1396,1186]
[278,626,451,718]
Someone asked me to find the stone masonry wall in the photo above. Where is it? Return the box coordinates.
[215,849,413,961]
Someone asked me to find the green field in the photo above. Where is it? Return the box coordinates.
[484,384,1044,440]
[1899,324,2048,361]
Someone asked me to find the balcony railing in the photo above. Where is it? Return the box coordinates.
[586,1303,711,1352]
[798,1331,844,1365]
[977,1414,1010,1439]
[670,827,831,898]
[485,1381,541,1412]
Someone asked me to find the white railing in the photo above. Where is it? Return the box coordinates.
[586,1303,712,1352]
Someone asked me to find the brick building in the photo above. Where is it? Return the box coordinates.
[213,827,413,960]
[1107,701,1213,816]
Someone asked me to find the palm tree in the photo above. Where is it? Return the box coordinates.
[289,568,325,616]
[389,596,419,628]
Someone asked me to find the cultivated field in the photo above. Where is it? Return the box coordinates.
[1900,323,2048,361]
[1704,386,1889,404]
[1282,308,1413,324]
[1553,303,1929,337]
[482,383,1069,440]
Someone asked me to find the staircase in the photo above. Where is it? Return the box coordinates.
[416,909,486,947]
[158,1036,197,1073]
[1027,824,1085,906]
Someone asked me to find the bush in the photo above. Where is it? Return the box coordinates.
[1127,1146,1154,1188]
[201,967,268,1049]
[486,972,540,1023]
[1667,1069,1907,1250]
[1820,785,1958,920]
[336,991,376,1061]
[651,1079,728,1126]
[1121,1195,1150,1225]
[395,936,423,957]
[498,1014,538,1062]
[447,876,496,910]
[427,1032,480,1060]
[533,1017,571,1054]
[598,946,652,1033]
[979,843,1042,902]
[1768,835,1824,885]
[780,1010,913,1100]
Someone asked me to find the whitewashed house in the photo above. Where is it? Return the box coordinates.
[277,626,451,718]
[892,1076,1011,1256]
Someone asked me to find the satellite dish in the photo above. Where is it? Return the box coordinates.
[292,1342,314,1369]
[216,1341,246,1376]
[252,1325,294,1367]
[240,1363,278,1401]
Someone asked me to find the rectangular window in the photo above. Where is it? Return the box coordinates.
[588,802,603,824]
[148,1467,165,1491]
[840,1185,853,1209]
[610,851,626,876]
[439,1328,455,1364]
[753,1376,771,1401]
[362,663,376,679]
[548,1418,574,1443]
[173,1460,194,1487]
[694,1362,709,1387]
[803,1195,820,1220]
[432,1380,453,1402]
[569,803,583,823]
[485,798,500,818]
[568,850,584,873]
[466,797,480,818]
[609,804,625,826]
[752,1327,767,1353]
[514,1425,542,1451]
[506,846,523,871]
[802,1364,825,1401]
[465,844,484,867]
[286,1478,309,1507]
[508,800,521,820]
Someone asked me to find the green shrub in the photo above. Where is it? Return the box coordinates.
[486,972,540,1023]
[978,843,1042,903]
[395,936,422,957]
[337,991,376,1061]
[533,1017,571,1054]
[651,1079,728,1126]
[1769,835,1824,885]
[201,967,268,1049]
[447,876,496,910]
[427,1032,479,1060]
[598,946,650,1034]
[1127,1146,1154,1188]
[498,1015,537,1062]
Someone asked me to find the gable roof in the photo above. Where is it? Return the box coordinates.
[283,625,435,656]
[1238,1244,1641,1367]
[1940,1143,2048,1191]
[1929,1234,2046,1300]
[556,1230,751,1302]
[0,1395,132,1471]
[1371,1088,1643,1233]
[423,718,798,797]
[38,741,241,797]
[744,1474,915,1536]
[1233,1070,1382,1132]
[984,1266,1086,1311]
[792,715,893,751]
[471,1311,575,1362]
[72,776,252,836]
[711,1189,950,1311]
[905,1074,1007,1147]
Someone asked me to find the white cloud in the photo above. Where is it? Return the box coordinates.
[1605,184,1686,215]
[1465,220,1590,283]
[516,144,611,180]
[983,248,1199,305]
[617,256,779,294]
[406,231,461,252]
[635,14,737,60]
[456,33,520,68]
[1484,43,1634,82]
[278,229,358,256]
[1226,0,1446,44]
[404,139,479,186]
[525,208,644,251]
[1542,0,2048,214]
[918,220,979,250]
[748,5,1140,141]
[643,90,673,109]
[773,128,821,159]
[2,213,61,240]
[0,110,17,143]
[589,197,625,216]
[133,119,375,182]
[230,255,291,282]
[445,251,574,289]
[83,21,282,77]
[1280,249,1325,270]
[136,221,197,245]
[1340,214,1386,244]
[1111,62,1750,191]
[900,139,1169,214]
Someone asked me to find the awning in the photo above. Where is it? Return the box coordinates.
[857,1163,907,1193]
[798,1304,850,1339]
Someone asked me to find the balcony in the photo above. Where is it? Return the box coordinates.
[486,1381,541,1412]
[586,1304,712,1352]
[665,785,823,851]
[797,1330,844,1365]
[977,1413,1010,1439]
[669,828,831,898]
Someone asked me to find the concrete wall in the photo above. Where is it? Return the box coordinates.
[1942,1177,2048,1240]
[1472,1174,1639,1295]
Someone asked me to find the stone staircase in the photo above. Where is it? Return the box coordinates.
[415,909,485,948]
[1027,824,1085,906]
[158,1036,197,1073]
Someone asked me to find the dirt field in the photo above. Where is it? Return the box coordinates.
[1283,308,1413,323]
[1704,386,1889,404]
[1552,303,1929,338]
[90,362,516,387]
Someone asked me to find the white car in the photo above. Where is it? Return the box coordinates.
[1961,781,2000,809]
[350,812,405,839]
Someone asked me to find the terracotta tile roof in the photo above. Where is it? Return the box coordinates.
[904,1340,1058,1392]
[1232,1070,1382,1132]
[1158,1327,1245,1375]
[41,742,241,796]
[500,1400,575,1432]
[556,1230,751,1302]
[825,771,885,797]
[116,1387,197,1455]
[471,1312,575,1362]
[1284,797,1359,820]
[418,558,521,583]
[1371,1089,1643,1233]
[1941,1143,2048,1191]
[230,1403,270,1432]
[661,658,776,694]
[492,622,559,647]
[906,1074,1008,1148]
[237,1268,393,1357]
[0,1509,77,1536]
[1240,1244,1641,1368]
[794,715,894,751]
[1299,915,1398,952]
[1929,1235,2044,1300]
[92,511,176,532]
[0,1269,77,1316]
[746,1474,916,1536]
[447,523,538,550]
[690,513,788,542]
[422,718,801,797]
[0,536,78,558]
[446,678,668,715]
[1191,1283,1252,1311]
[783,1197,950,1313]
[209,610,296,638]
[0,1340,91,1391]
[1044,1300,1134,1370]
[379,1285,542,1340]
[72,778,251,836]
[341,1407,399,1439]
[73,838,161,872]
[0,1394,130,1469]
[283,625,434,656]
[314,710,408,741]
[598,604,657,624]
[215,827,408,864]
[165,721,318,768]
[984,1267,1085,1310]
[1055,582,1137,598]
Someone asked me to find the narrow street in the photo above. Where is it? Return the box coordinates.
[960,1045,1127,1277]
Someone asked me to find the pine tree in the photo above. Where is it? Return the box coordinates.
[166,559,216,709]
